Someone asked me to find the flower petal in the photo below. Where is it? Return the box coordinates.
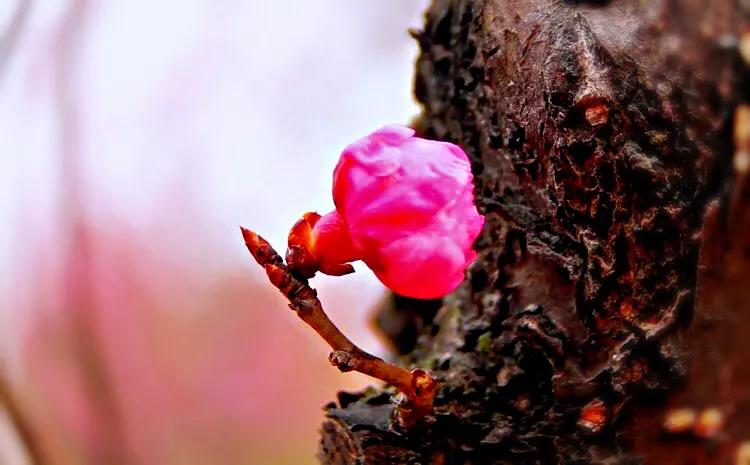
[310,124,485,298]
[368,235,469,299]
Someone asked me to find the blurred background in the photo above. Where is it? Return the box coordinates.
[0,1,429,463]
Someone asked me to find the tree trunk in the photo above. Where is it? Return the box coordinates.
[319,0,750,463]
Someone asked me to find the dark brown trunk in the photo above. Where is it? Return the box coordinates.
[319,1,750,463]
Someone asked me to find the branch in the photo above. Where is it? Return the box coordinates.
[0,0,32,87]
[240,227,437,427]
[0,374,43,465]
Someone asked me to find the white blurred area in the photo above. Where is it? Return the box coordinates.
[0,0,426,347]
[0,1,428,464]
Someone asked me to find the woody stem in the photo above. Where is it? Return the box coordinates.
[240,227,436,422]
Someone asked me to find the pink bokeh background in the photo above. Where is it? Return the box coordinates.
[0,1,428,463]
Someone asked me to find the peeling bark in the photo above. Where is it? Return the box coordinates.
[319,1,750,463]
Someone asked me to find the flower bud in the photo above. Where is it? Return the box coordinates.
[289,125,484,299]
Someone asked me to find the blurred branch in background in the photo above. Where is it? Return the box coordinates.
[54,0,132,463]
[0,372,41,465]
[0,0,32,86]
[2,3,39,465]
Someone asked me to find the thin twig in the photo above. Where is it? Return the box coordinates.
[0,0,33,87]
[241,227,437,426]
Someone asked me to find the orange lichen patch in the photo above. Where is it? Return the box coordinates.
[663,408,697,434]
[694,407,724,439]
[514,394,532,413]
[578,399,608,434]
[618,298,635,319]
[584,102,610,127]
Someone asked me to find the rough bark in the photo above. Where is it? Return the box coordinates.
[319,0,750,463]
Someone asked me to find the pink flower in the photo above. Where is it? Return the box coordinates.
[287,125,484,299]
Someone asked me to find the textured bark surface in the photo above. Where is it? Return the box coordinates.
[319,1,750,463]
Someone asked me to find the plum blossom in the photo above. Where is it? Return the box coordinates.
[287,125,484,299]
